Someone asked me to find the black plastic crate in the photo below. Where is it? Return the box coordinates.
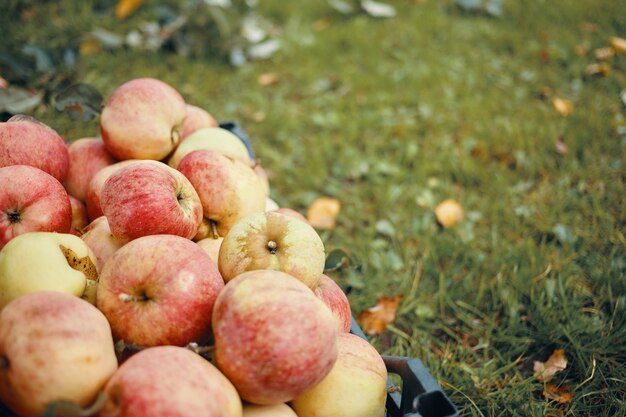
[350,320,458,417]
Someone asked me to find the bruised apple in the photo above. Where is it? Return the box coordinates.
[290,332,388,417]
[218,211,325,288]
[0,292,117,417]
[98,346,242,417]
[213,270,338,405]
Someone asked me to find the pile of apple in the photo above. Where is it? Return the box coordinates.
[0,78,389,417]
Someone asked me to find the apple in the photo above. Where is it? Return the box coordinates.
[65,137,115,201]
[254,163,271,199]
[100,160,202,241]
[0,231,99,309]
[196,236,223,267]
[218,211,325,288]
[0,291,117,417]
[0,165,71,249]
[98,346,242,417]
[168,127,253,169]
[85,160,136,221]
[0,114,69,182]
[242,403,298,417]
[290,332,388,417]
[265,197,280,212]
[96,234,224,347]
[213,269,338,405]
[177,150,266,237]
[314,274,352,333]
[100,78,186,161]
[273,207,310,224]
[69,194,88,234]
[181,104,219,140]
[80,216,124,269]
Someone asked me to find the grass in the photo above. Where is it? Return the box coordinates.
[2,0,625,415]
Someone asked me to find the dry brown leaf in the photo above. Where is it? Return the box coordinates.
[585,62,611,77]
[544,384,573,404]
[534,348,568,383]
[611,36,626,54]
[79,39,102,55]
[257,73,280,86]
[434,199,464,228]
[594,46,614,61]
[307,197,341,230]
[553,98,573,116]
[115,0,143,20]
[357,295,402,335]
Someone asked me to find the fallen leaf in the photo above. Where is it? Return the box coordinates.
[434,199,464,228]
[258,73,280,86]
[357,295,402,335]
[54,83,103,121]
[594,46,614,61]
[115,0,143,20]
[307,197,341,230]
[79,39,102,55]
[324,248,351,272]
[611,36,626,54]
[544,384,573,404]
[534,348,568,383]
[328,0,356,14]
[0,86,43,114]
[585,62,610,77]
[247,39,281,60]
[552,98,573,116]
[555,139,568,156]
[361,0,397,18]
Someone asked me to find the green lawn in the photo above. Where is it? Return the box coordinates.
[2,0,625,415]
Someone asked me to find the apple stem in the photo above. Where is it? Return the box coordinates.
[267,240,278,254]
[210,220,220,239]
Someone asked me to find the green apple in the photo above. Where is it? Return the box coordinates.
[0,232,99,309]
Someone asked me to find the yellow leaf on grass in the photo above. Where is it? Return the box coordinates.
[357,295,402,336]
[434,199,464,228]
[585,62,611,77]
[611,36,626,54]
[258,73,280,86]
[552,98,573,116]
[534,348,568,383]
[115,0,143,20]
[544,384,573,404]
[307,197,341,230]
[594,46,614,61]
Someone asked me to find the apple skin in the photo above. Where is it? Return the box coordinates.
[0,165,72,249]
[96,234,224,347]
[313,274,352,333]
[213,270,338,405]
[0,291,118,417]
[66,138,115,201]
[290,332,388,417]
[177,150,266,237]
[273,207,310,225]
[100,160,202,241]
[218,211,325,288]
[98,346,242,417]
[265,197,279,212]
[69,194,88,235]
[100,78,186,161]
[168,127,253,169]
[0,115,69,182]
[196,236,223,267]
[80,216,124,269]
[0,231,99,309]
[85,160,137,221]
[181,104,219,140]
[242,403,298,417]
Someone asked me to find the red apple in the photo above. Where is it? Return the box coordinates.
[218,211,325,288]
[66,138,115,201]
[168,127,253,169]
[196,236,223,267]
[100,160,202,241]
[85,160,136,221]
[181,104,219,140]
[80,216,124,269]
[0,115,69,182]
[98,346,242,417]
[100,78,186,161]
[0,292,117,417]
[273,207,310,225]
[68,194,88,235]
[290,332,388,417]
[0,165,71,249]
[177,150,266,237]
[213,269,338,405]
[96,234,224,347]
[242,403,298,417]
[314,274,352,333]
